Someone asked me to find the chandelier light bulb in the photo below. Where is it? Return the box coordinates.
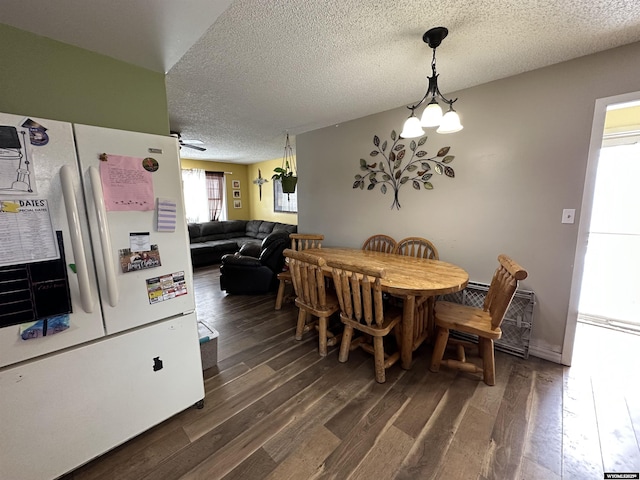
[400,115,425,138]
[421,100,443,127]
[436,109,463,134]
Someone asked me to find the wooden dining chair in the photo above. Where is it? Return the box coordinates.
[393,236,440,343]
[393,236,439,260]
[275,233,324,310]
[361,234,397,253]
[429,254,528,385]
[328,260,402,383]
[284,248,340,356]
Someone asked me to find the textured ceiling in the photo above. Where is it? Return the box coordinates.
[3,0,640,163]
[1,0,234,73]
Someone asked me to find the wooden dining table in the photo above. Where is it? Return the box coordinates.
[303,247,469,369]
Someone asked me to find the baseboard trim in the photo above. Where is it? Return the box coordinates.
[528,345,563,365]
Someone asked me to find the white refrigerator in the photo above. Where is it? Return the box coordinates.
[0,113,204,480]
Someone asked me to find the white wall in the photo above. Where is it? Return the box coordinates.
[296,41,640,362]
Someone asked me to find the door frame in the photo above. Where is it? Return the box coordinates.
[562,90,640,365]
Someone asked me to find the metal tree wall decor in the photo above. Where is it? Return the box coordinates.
[352,130,455,209]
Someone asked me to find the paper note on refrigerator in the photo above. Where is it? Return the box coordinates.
[99,154,154,211]
[0,199,60,267]
[157,198,177,232]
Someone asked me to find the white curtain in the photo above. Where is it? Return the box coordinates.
[181,169,209,223]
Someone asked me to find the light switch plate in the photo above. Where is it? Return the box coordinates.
[562,208,576,224]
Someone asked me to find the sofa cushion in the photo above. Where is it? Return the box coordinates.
[204,240,241,254]
[272,223,297,235]
[196,221,224,242]
[222,220,248,234]
[235,237,262,249]
[190,239,238,253]
[245,220,262,238]
[187,223,202,241]
[199,221,225,237]
[199,221,249,242]
[190,240,240,267]
[190,242,216,252]
[257,221,276,239]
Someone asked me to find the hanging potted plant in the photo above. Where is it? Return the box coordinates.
[273,133,297,194]
[272,160,297,193]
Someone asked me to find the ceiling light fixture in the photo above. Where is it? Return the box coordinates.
[400,27,463,138]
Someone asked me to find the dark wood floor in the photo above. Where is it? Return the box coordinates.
[65,265,640,480]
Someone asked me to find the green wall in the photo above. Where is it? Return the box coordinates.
[0,24,168,134]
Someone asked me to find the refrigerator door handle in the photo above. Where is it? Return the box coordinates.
[60,165,95,313]
[89,166,119,307]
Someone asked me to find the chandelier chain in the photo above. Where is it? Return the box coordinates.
[431,48,437,75]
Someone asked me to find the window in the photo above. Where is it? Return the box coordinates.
[181,169,226,222]
[206,171,225,221]
[273,180,297,213]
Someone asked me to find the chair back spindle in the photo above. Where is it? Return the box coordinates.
[329,261,400,383]
[275,233,324,310]
[286,249,327,310]
[331,265,385,328]
[394,237,439,260]
[362,234,397,254]
[284,248,339,356]
[393,236,439,343]
[290,233,323,251]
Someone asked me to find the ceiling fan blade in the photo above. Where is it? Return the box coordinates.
[182,143,206,151]
[181,138,204,145]
[170,132,206,151]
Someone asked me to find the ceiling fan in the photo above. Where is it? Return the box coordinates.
[170,131,206,151]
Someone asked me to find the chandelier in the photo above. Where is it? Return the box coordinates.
[400,27,463,138]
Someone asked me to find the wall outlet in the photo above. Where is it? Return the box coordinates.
[562,208,576,224]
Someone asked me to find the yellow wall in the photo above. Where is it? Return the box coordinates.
[248,157,299,224]
[181,156,299,225]
[180,159,249,220]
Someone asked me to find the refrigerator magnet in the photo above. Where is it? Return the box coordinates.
[119,245,161,273]
[157,198,177,232]
[19,315,70,340]
[129,232,151,252]
[21,118,49,146]
[142,157,159,172]
[145,271,187,304]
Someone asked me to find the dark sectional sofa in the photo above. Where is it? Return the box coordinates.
[188,219,297,267]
